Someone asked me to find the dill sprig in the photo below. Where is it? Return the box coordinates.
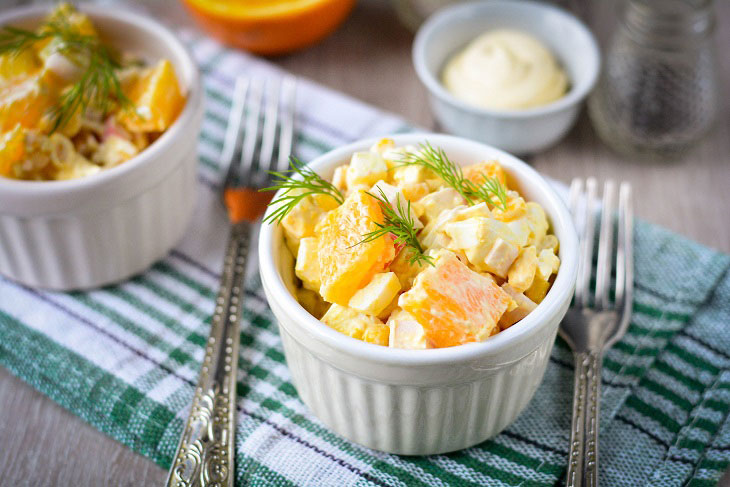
[354,187,433,267]
[398,142,508,211]
[262,156,345,224]
[465,174,509,211]
[0,13,131,132]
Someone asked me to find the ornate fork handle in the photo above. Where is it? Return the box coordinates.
[166,221,251,487]
[566,350,602,487]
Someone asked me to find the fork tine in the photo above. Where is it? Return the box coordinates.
[276,75,297,173]
[595,180,616,309]
[615,182,634,332]
[220,77,248,187]
[239,78,264,185]
[259,78,280,185]
[569,178,583,219]
[575,178,597,307]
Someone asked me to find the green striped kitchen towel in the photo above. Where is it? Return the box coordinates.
[1,31,730,486]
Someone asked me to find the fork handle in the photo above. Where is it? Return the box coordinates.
[166,221,251,487]
[566,350,602,487]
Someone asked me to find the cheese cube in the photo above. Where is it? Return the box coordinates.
[413,188,465,223]
[348,272,402,316]
[321,304,388,345]
[388,308,430,349]
[507,246,538,292]
[332,165,348,193]
[281,190,339,255]
[391,164,428,186]
[389,249,428,290]
[538,234,559,253]
[536,248,560,281]
[398,181,430,202]
[296,288,330,319]
[451,202,492,221]
[525,275,551,303]
[346,151,388,190]
[371,180,423,230]
[483,238,520,277]
[398,250,512,347]
[526,202,549,246]
[295,237,321,292]
[499,283,537,329]
[444,217,518,269]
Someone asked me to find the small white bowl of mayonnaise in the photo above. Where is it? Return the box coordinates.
[413,0,600,154]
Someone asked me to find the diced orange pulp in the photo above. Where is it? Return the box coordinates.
[118,60,185,133]
[401,252,512,347]
[317,191,395,306]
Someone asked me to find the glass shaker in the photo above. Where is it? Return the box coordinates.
[588,0,718,159]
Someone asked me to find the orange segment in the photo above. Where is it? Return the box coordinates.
[399,250,512,347]
[181,0,356,55]
[0,124,25,178]
[118,60,184,133]
[0,72,56,133]
[0,50,40,85]
[317,191,395,306]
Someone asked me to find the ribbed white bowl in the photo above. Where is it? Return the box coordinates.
[0,6,203,290]
[260,134,578,455]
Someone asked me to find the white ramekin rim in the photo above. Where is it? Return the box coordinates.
[412,0,601,120]
[259,133,578,367]
[0,4,202,205]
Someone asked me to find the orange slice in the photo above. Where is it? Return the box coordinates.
[118,60,184,133]
[399,250,512,347]
[0,72,56,133]
[317,190,395,306]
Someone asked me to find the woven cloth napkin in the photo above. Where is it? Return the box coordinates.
[2,32,730,486]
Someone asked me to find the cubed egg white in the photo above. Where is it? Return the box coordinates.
[346,151,388,190]
[483,238,520,277]
[444,217,519,270]
[536,248,560,281]
[332,165,348,193]
[413,188,465,223]
[526,202,549,246]
[387,308,430,349]
[348,272,402,316]
[295,237,321,292]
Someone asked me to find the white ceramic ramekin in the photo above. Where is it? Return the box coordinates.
[0,5,203,290]
[413,0,600,155]
[259,133,578,455]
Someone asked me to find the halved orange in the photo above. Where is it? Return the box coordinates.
[180,0,356,55]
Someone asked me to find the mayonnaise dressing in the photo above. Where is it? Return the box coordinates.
[441,29,569,110]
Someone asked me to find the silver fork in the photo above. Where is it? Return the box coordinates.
[165,75,296,487]
[560,178,634,487]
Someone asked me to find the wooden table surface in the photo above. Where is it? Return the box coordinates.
[1,1,728,485]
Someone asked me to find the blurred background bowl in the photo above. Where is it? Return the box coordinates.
[412,0,600,154]
[180,0,357,56]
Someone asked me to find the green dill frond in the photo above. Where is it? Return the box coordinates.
[398,142,508,211]
[262,156,345,224]
[0,10,132,132]
[354,187,433,267]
